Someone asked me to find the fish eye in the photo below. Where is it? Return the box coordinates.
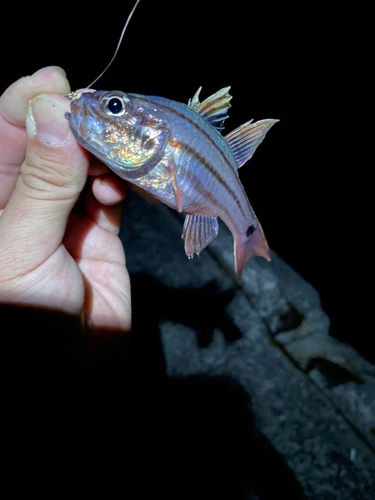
[104,95,128,116]
[108,98,123,114]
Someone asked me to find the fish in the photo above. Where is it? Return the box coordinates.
[66,87,278,275]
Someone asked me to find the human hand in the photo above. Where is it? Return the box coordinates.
[0,67,131,333]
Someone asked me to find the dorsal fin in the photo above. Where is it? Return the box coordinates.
[225,119,279,169]
[188,87,202,110]
[188,87,232,131]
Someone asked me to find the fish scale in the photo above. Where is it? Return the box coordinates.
[66,87,278,275]
[132,95,251,223]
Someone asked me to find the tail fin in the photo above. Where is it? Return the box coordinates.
[234,222,270,276]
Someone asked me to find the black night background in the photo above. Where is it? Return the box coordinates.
[2,0,365,361]
[1,2,372,498]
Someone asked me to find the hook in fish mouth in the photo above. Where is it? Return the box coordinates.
[64,88,97,101]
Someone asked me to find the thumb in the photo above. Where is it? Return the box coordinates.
[0,94,89,279]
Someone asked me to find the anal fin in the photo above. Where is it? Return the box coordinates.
[181,214,219,258]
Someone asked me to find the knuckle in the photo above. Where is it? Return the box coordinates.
[21,150,81,201]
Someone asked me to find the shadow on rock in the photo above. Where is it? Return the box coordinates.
[131,272,241,344]
[1,278,306,499]
[115,375,307,500]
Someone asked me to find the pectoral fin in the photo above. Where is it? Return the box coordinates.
[168,156,183,213]
[181,214,219,258]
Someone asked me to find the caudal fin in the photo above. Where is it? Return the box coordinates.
[234,223,270,277]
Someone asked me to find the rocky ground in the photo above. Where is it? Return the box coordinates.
[120,192,375,500]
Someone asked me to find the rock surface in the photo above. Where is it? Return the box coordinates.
[120,192,375,499]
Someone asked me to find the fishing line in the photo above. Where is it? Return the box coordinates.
[86,0,141,90]
[67,0,141,100]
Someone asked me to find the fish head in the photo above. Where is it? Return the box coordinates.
[66,90,170,179]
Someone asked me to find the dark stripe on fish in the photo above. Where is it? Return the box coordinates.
[180,158,240,233]
[142,98,244,206]
[173,140,245,219]
[170,142,241,234]
[175,139,245,217]
[155,100,234,167]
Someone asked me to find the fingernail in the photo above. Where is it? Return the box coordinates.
[27,96,71,146]
[32,66,66,78]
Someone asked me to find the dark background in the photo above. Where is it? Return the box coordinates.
[2,2,369,362]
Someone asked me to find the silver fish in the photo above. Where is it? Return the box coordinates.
[66,87,278,275]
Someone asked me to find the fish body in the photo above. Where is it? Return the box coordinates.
[66,87,278,275]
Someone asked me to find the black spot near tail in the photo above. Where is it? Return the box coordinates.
[246,225,256,237]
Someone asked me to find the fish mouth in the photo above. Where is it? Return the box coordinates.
[65,98,98,142]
